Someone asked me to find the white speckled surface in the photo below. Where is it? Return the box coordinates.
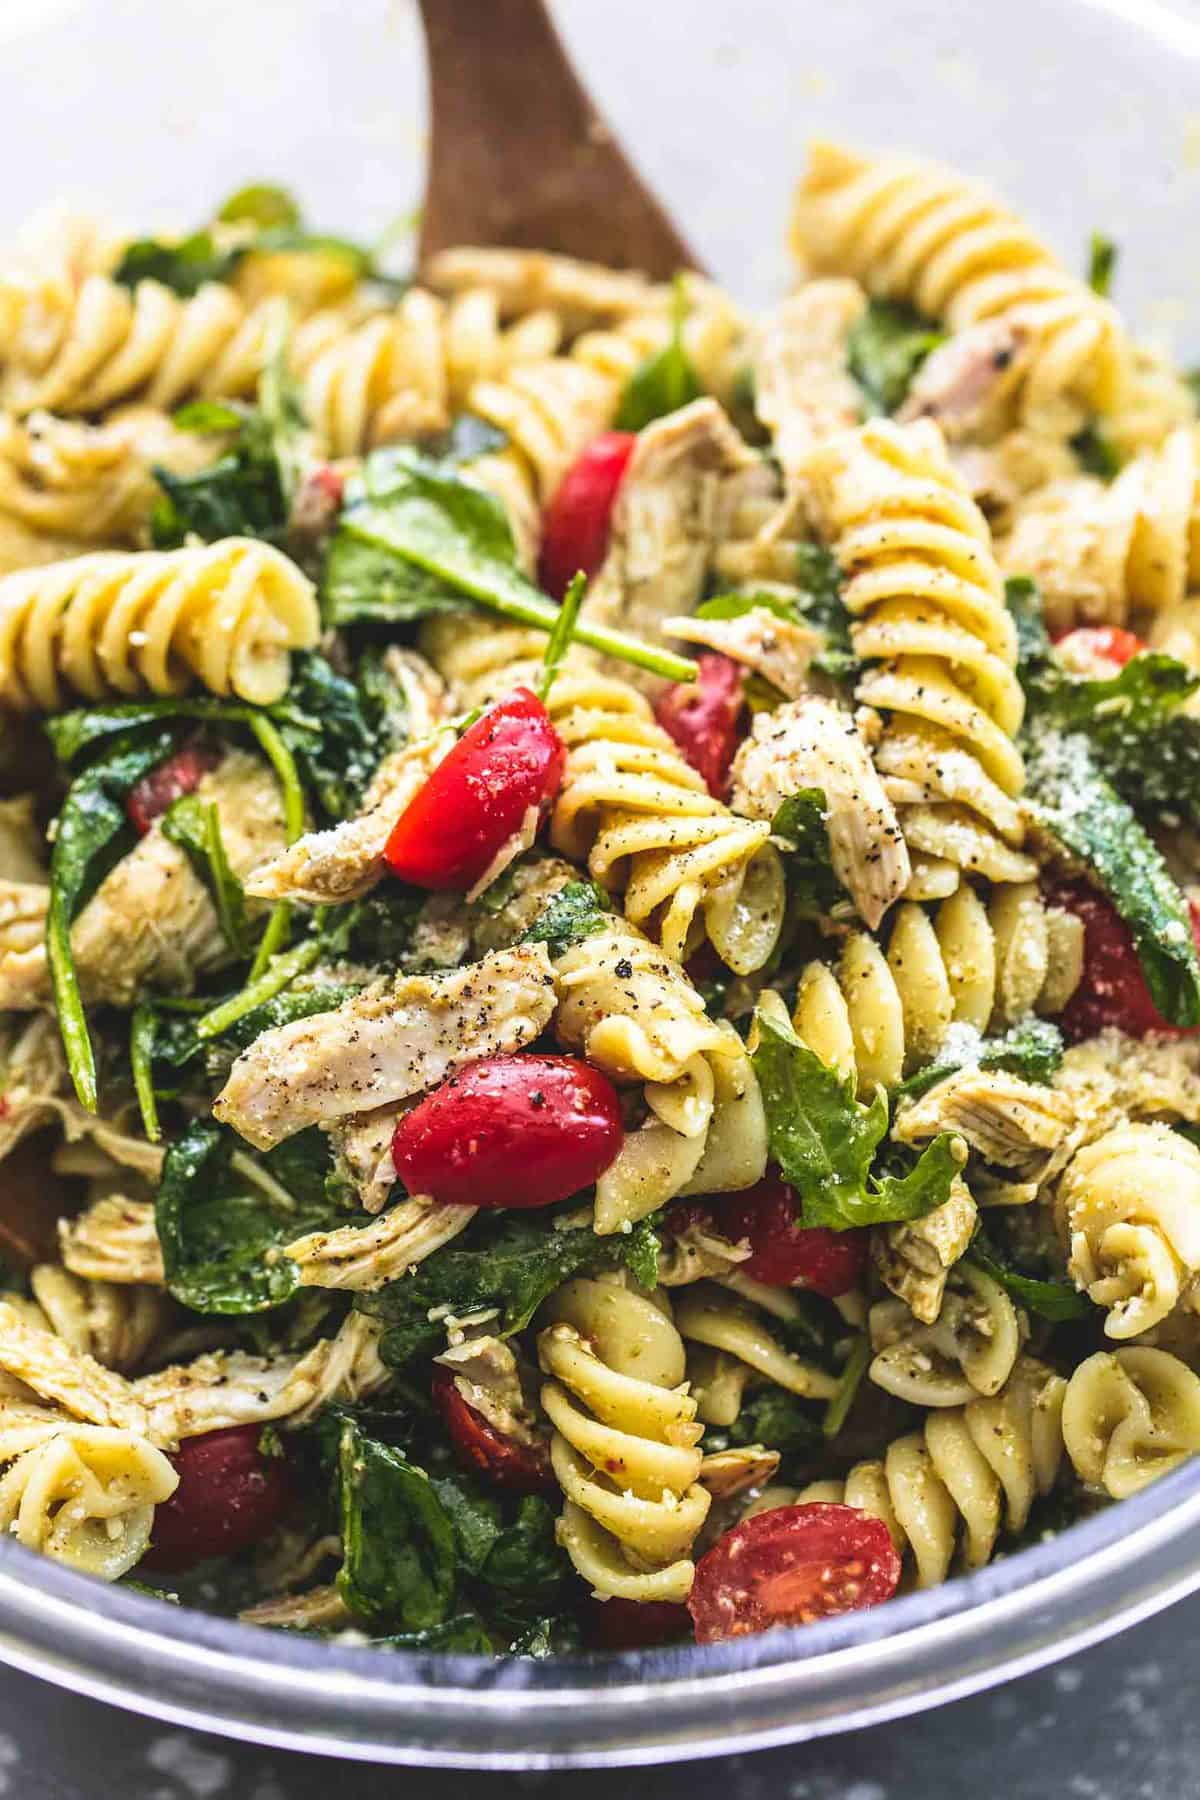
[0,0,1197,1787]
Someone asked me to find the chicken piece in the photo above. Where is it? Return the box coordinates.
[324,1106,405,1214]
[730,695,910,929]
[58,1196,164,1286]
[698,1444,781,1499]
[283,1194,476,1291]
[894,1067,1074,1175]
[1056,1031,1200,1131]
[897,318,1033,442]
[425,246,657,333]
[29,1266,167,1373]
[0,794,45,883]
[240,1584,352,1631]
[0,750,286,1011]
[753,281,866,475]
[435,1332,543,1448]
[0,1299,150,1433]
[580,398,759,687]
[214,943,557,1150]
[0,1014,163,1186]
[665,607,820,700]
[873,1177,978,1324]
[657,1214,752,1287]
[244,730,453,906]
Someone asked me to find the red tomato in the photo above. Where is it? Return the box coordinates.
[126,744,220,836]
[654,654,746,798]
[290,462,345,539]
[538,431,637,600]
[685,1174,867,1297]
[431,1366,554,1496]
[587,1596,691,1650]
[141,1425,290,1572]
[392,1052,624,1209]
[1052,880,1200,1041]
[688,1503,901,1644]
[384,689,565,891]
[1054,624,1146,674]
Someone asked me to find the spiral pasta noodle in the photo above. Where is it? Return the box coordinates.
[0,1422,177,1580]
[0,536,319,710]
[805,417,1032,896]
[420,613,786,972]
[538,1276,710,1603]
[1062,1346,1200,1498]
[778,1356,1067,1588]
[1056,1123,1200,1339]
[867,1263,1023,1407]
[792,141,1127,433]
[674,1280,839,1428]
[788,883,1082,1093]
[29,1265,169,1374]
[999,426,1200,637]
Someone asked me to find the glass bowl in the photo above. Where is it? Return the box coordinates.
[2,0,1200,1767]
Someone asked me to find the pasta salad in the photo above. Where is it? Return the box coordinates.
[0,146,1198,1655]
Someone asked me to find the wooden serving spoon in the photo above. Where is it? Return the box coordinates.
[416,0,704,278]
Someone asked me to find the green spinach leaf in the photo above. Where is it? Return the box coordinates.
[847,299,946,415]
[338,1420,457,1629]
[161,795,251,959]
[519,880,612,957]
[770,787,845,914]
[967,1231,1091,1322]
[1087,231,1118,297]
[751,1005,965,1229]
[614,279,702,430]
[113,231,242,297]
[895,1016,1065,1102]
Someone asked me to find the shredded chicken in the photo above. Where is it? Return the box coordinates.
[0,751,286,1011]
[214,944,558,1150]
[898,317,1033,441]
[244,729,453,906]
[0,795,45,883]
[698,1444,782,1499]
[872,1177,979,1324]
[434,1333,543,1448]
[283,1194,476,1291]
[0,1014,163,1179]
[656,1216,752,1287]
[30,1265,168,1372]
[324,1107,406,1214]
[730,695,910,929]
[752,280,867,474]
[665,606,820,700]
[894,1067,1075,1175]
[580,397,759,684]
[58,1197,165,1286]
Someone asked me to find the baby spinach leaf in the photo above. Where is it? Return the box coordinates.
[156,1119,337,1314]
[1070,422,1123,479]
[217,184,303,231]
[847,299,946,415]
[358,1208,661,1369]
[113,231,242,297]
[822,1334,870,1439]
[726,1386,823,1456]
[371,1615,496,1653]
[338,1421,458,1629]
[770,787,844,915]
[48,726,178,1109]
[967,1231,1091,1322]
[161,794,252,959]
[1023,725,1200,1027]
[614,278,701,430]
[519,880,612,957]
[1033,652,1200,826]
[698,542,857,683]
[323,448,697,682]
[1087,231,1118,297]
[751,1005,965,1229]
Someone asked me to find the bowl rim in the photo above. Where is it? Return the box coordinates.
[0,1454,1198,1767]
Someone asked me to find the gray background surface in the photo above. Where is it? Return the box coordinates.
[2,0,1200,1791]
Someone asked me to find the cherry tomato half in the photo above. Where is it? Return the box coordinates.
[384,689,565,891]
[688,1503,901,1644]
[538,431,637,601]
[141,1425,290,1572]
[711,1174,867,1296]
[126,744,220,836]
[1051,880,1200,1041]
[1054,624,1146,674]
[586,1596,692,1651]
[654,653,746,798]
[392,1052,624,1210]
[431,1365,554,1496]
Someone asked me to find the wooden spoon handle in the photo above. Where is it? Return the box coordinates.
[417,0,703,277]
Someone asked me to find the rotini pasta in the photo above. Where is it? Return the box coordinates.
[792,141,1126,434]
[674,1280,840,1427]
[788,883,1082,1094]
[538,1276,710,1602]
[805,417,1032,896]
[783,1356,1067,1587]
[0,536,319,709]
[1056,1123,1200,1338]
[867,1262,1023,1406]
[0,1423,178,1581]
[1062,1346,1200,1498]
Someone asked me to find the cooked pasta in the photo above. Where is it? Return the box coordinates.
[785,1356,1067,1587]
[674,1280,840,1423]
[1056,1123,1200,1339]
[867,1262,1023,1406]
[789,884,1081,1093]
[0,536,318,710]
[538,1277,710,1602]
[792,141,1126,435]
[1062,1346,1200,1498]
[0,1423,177,1581]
